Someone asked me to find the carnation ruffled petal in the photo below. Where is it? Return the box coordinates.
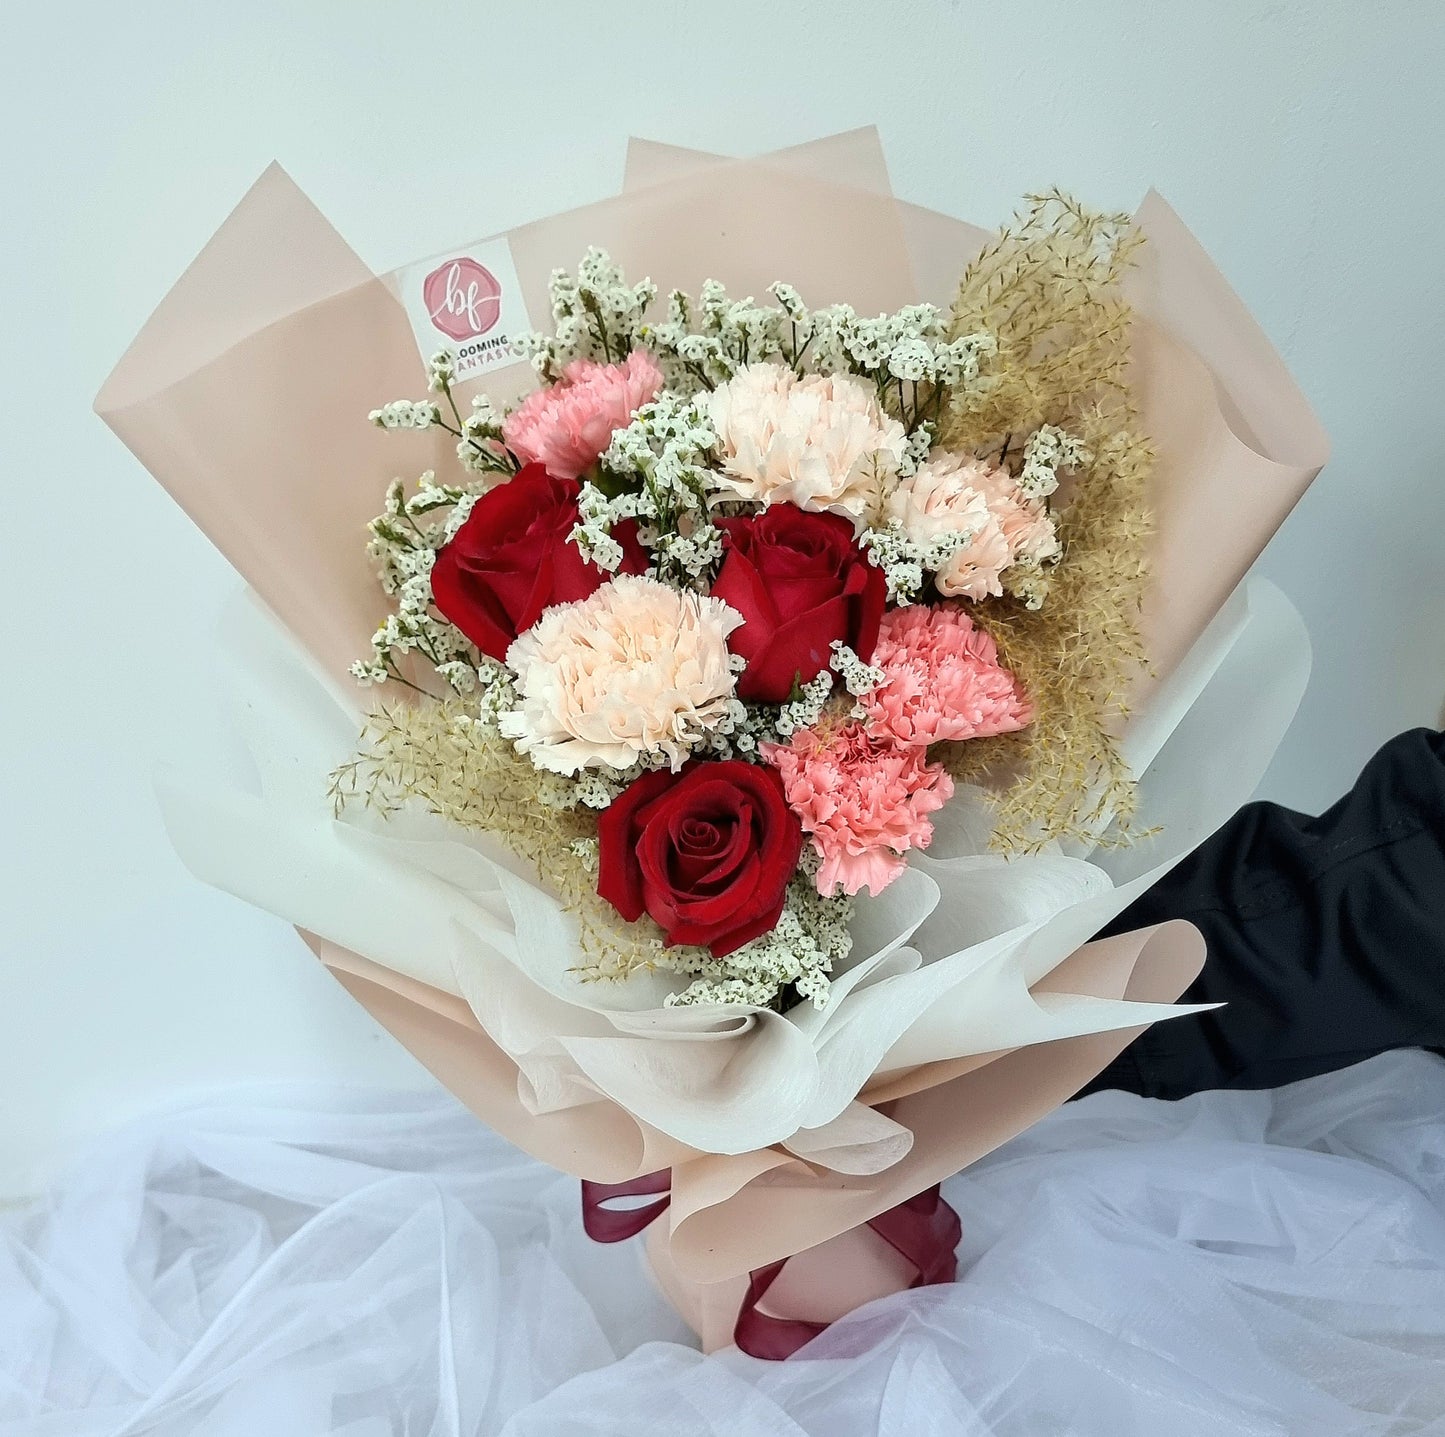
[708,362,907,525]
[885,451,1060,600]
[501,575,742,774]
[502,350,664,481]
[862,605,1032,747]
[763,723,955,898]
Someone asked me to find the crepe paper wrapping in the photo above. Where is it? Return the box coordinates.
[98,131,1327,1341]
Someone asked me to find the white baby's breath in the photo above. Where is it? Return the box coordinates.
[773,672,835,738]
[1018,424,1090,500]
[830,640,886,699]
[514,248,659,380]
[357,471,493,692]
[370,400,440,430]
[861,520,974,604]
[661,871,853,1010]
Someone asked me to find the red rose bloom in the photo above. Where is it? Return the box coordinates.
[711,505,887,703]
[597,761,803,958]
[430,463,646,662]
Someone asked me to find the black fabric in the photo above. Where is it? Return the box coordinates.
[1082,727,1445,1100]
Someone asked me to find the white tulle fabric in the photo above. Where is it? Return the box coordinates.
[5,1050,1444,1436]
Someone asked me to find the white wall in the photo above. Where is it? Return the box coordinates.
[2,0,1442,1201]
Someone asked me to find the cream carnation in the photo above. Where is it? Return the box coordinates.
[708,362,907,525]
[502,350,664,481]
[886,452,1060,600]
[861,605,1031,747]
[762,721,954,898]
[500,575,742,775]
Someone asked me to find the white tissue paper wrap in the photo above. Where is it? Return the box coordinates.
[156,573,1310,1161]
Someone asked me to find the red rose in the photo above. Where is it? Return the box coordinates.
[597,761,803,958]
[430,463,646,662]
[710,505,887,703]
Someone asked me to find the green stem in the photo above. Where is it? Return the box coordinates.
[441,380,467,435]
[383,659,441,700]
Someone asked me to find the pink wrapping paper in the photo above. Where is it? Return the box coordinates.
[96,130,1327,1346]
[648,919,1206,1349]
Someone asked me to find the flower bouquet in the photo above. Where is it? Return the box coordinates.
[96,131,1327,1354]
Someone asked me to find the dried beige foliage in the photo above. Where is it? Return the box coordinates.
[329,700,681,980]
[936,192,1153,849]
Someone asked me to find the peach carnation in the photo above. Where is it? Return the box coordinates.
[886,452,1060,600]
[502,349,663,481]
[762,722,954,898]
[984,467,1061,570]
[500,575,742,775]
[860,605,1032,748]
[708,362,907,526]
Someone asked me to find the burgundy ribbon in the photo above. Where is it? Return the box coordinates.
[581,1173,961,1360]
[580,1170,672,1242]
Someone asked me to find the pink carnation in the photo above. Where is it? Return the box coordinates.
[860,605,1032,747]
[762,723,954,898]
[502,350,663,480]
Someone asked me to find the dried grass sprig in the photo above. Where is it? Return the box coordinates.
[328,698,680,981]
[938,192,1153,849]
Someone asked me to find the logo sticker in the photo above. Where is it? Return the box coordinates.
[400,237,530,382]
[423,257,502,341]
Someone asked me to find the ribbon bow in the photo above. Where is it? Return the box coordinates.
[581,1172,961,1360]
